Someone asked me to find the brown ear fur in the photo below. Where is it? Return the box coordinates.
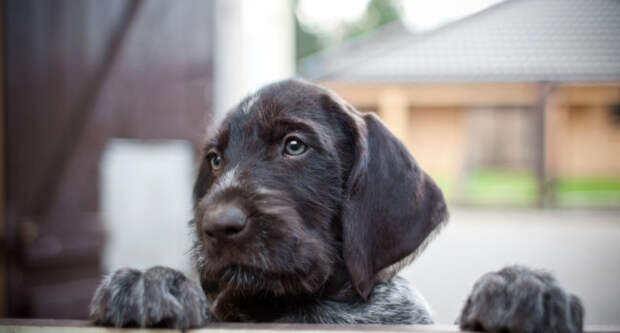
[338,107,449,298]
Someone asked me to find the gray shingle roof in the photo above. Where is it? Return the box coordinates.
[299,0,620,83]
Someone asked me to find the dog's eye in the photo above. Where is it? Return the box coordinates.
[284,137,307,156]
[208,152,222,170]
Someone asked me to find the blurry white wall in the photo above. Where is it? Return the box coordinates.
[402,208,620,325]
[100,139,195,275]
[213,0,294,121]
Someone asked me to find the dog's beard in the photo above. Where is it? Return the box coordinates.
[191,185,341,320]
[191,202,336,319]
[193,232,334,295]
[201,263,333,321]
[194,243,333,321]
[203,263,331,297]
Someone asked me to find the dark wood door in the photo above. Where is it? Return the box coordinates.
[3,0,213,318]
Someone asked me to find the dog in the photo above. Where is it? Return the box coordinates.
[90,79,584,332]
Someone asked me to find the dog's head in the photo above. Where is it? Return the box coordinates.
[192,79,448,316]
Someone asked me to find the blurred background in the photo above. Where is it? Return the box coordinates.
[0,0,619,325]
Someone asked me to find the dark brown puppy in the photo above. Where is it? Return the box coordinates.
[191,79,446,322]
[90,79,583,332]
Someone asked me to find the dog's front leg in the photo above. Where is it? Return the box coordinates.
[458,265,584,333]
[89,266,211,329]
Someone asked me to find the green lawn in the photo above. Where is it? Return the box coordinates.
[554,178,620,207]
[435,168,620,207]
[465,169,538,207]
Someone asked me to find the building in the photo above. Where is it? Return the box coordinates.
[299,0,620,207]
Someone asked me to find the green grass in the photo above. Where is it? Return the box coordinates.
[465,169,538,207]
[554,178,620,207]
[555,178,620,192]
[435,168,620,207]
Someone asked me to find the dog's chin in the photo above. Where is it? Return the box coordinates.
[201,263,332,322]
[201,262,331,300]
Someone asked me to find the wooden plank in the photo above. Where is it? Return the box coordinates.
[320,81,620,109]
[0,321,457,333]
[4,0,214,319]
[320,82,538,108]
[1,320,620,333]
[30,1,143,217]
[533,82,554,207]
[0,0,6,317]
[553,84,620,107]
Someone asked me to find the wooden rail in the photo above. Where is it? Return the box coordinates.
[1,319,620,333]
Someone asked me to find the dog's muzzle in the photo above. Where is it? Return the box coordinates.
[202,203,248,241]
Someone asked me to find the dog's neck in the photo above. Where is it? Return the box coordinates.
[208,289,321,322]
[206,276,433,324]
[322,262,359,300]
[204,264,359,322]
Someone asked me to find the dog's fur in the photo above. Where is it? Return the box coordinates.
[90,79,583,332]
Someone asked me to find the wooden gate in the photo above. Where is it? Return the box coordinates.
[3,0,213,318]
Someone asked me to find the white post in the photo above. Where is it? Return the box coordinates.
[213,0,294,123]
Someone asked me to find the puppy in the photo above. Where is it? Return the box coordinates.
[90,79,583,332]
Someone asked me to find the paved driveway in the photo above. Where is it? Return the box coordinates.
[400,208,620,325]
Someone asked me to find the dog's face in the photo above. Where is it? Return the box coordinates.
[192,79,448,319]
[193,81,350,302]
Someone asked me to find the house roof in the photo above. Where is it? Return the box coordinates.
[298,0,620,83]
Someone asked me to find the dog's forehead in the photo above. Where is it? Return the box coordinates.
[231,83,327,129]
[252,81,324,116]
[208,80,337,151]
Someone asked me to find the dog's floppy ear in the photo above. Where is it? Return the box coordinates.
[336,101,448,299]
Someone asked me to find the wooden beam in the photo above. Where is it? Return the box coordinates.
[1,319,619,333]
[320,82,539,108]
[321,81,620,109]
[31,1,144,217]
[534,82,554,208]
[554,84,620,107]
[0,0,5,317]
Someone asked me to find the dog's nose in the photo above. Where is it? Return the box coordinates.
[203,205,247,240]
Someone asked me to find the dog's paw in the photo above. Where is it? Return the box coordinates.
[458,266,583,333]
[89,266,209,329]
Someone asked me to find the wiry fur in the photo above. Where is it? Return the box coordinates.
[90,267,209,328]
[89,79,583,332]
[274,277,433,324]
[459,266,584,333]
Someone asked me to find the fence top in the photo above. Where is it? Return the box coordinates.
[1,319,620,333]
